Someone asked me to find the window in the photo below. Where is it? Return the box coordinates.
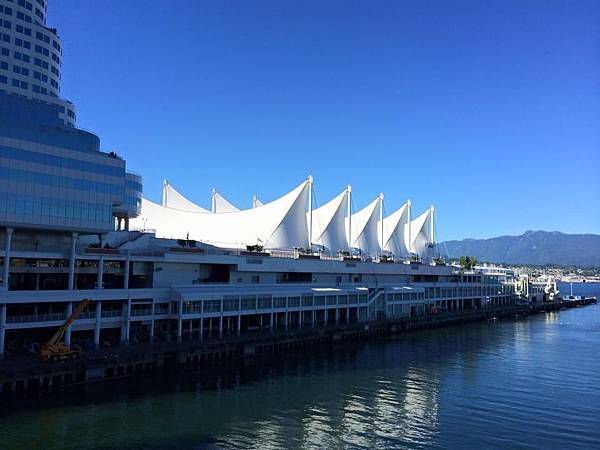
[0,5,13,15]
[16,11,32,23]
[0,47,8,56]
[2,20,11,29]
[13,65,29,76]
[0,75,7,84]
[0,33,9,42]
[251,275,260,284]
[13,51,30,62]
[0,61,7,70]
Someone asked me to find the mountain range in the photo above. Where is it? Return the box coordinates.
[439,230,600,267]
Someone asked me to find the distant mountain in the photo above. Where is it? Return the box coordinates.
[440,231,600,267]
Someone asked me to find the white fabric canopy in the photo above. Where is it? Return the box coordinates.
[379,202,409,257]
[162,180,209,213]
[132,180,310,249]
[347,197,381,256]
[405,207,434,258]
[309,189,348,253]
[212,190,240,213]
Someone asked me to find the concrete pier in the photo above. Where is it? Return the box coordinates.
[0,298,594,398]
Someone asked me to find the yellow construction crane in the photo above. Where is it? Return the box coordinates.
[40,299,92,361]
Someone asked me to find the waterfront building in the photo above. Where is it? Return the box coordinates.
[0,0,516,359]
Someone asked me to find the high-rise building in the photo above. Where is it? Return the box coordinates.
[0,0,142,233]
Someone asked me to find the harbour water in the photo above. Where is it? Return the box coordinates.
[0,283,599,449]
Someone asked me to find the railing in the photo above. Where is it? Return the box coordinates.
[6,313,65,323]
[131,308,153,317]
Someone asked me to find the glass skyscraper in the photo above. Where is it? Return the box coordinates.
[0,0,142,233]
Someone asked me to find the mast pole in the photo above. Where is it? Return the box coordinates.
[407,200,412,257]
[308,175,313,252]
[347,185,352,255]
[211,188,216,213]
[379,193,384,254]
[162,179,168,207]
[431,205,435,246]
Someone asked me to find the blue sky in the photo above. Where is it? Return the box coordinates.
[48,0,599,241]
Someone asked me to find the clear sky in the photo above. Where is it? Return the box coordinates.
[48,0,599,241]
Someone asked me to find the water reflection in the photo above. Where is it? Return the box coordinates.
[1,298,599,450]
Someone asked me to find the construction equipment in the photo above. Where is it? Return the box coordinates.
[40,299,91,361]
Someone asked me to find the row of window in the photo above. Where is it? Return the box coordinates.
[0,146,127,178]
[0,5,13,16]
[1,46,61,82]
[0,166,127,197]
[0,192,113,225]
[1,20,60,55]
[17,0,34,12]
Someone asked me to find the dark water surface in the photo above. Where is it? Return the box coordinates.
[1,283,599,449]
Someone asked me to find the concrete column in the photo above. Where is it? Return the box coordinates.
[123,251,130,289]
[0,304,6,359]
[347,307,350,324]
[97,256,104,289]
[270,311,274,332]
[2,227,14,290]
[325,308,329,326]
[177,300,183,343]
[284,311,289,331]
[219,316,223,338]
[120,301,128,343]
[68,232,78,290]
[199,317,204,341]
[312,309,316,327]
[237,297,241,336]
[94,301,102,348]
[64,302,73,346]
[124,217,130,231]
[299,310,303,328]
[150,301,155,342]
[188,319,193,340]
[335,308,339,325]
[125,298,131,343]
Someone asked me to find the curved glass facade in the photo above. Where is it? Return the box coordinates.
[0,1,143,233]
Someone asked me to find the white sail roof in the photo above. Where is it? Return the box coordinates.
[347,197,381,256]
[132,180,310,250]
[405,207,434,257]
[212,189,240,213]
[252,195,264,208]
[309,189,348,253]
[379,202,409,257]
[162,180,209,213]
